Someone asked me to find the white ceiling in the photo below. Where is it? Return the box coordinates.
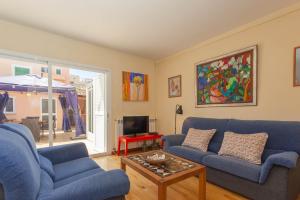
[0,0,299,59]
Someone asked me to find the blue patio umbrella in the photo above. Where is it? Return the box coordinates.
[0,92,9,123]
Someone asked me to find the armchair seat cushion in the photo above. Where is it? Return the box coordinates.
[38,170,130,200]
[203,155,261,182]
[54,157,100,181]
[54,168,104,188]
[39,170,54,195]
[166,146,215,163]
[39,154,55,181]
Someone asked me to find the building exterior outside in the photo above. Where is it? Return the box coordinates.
[0,57,71,130]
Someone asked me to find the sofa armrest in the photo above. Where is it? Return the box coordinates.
[39,169,130,200]
[162,134,186,149]
[259,151,299,184]
[38,142,89,165]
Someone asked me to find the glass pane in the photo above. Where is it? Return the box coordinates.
[41,67,48,73]
[41,99,56,114]
[5,98,14,113]
[42,99,48,113]
[56,68,62,75]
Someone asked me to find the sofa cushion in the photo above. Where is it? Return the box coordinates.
[54,168,104,188]
[166,146,215,163]
[203,155,261,182]
[39,154,55,181]
[181,117,230,153]
[54,157,100,181]
[226,119,300,155]
[39,170,54,195]
[182,128,216,152]
[218,131,268,164]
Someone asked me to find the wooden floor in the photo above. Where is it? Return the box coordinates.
[95,155,248,200]
[95,155,300,200]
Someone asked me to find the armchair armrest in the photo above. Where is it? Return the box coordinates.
[162,134,186,150]
[39,169,130,200]
[259,151,299,184]
[38,142,88,165]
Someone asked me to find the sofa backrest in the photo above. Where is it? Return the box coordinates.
[182,117,229,153]
[182,117,300,159]
[0,124,41,200]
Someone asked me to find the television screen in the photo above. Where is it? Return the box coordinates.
[123,116,149,135]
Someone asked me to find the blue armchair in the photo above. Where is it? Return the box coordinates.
[0,123,130,200]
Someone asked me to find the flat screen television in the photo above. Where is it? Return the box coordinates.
[123,116,149,136]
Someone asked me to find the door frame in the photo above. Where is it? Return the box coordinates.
[0,48,113,154]
[86,83,94,141]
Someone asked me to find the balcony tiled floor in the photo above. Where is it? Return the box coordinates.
[36,131,100,155]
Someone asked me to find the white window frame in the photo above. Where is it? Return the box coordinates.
[40,97,57,121]
[41,66,48,73]
[12,64,32,76]
[4,96,16,114]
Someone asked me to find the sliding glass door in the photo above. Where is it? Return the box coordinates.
[0,52,109,155]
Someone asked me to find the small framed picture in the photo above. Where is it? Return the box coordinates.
[168,75,182,98]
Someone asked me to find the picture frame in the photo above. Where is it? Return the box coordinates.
[195,45,257,107]
[122,71,149,101]
[168,75,182,98]
[293,46,300,86]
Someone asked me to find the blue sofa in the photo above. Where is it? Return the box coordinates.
[0,123,130,200]
[163,117,300,200]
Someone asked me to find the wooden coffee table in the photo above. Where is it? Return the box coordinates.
[121,150,206,200]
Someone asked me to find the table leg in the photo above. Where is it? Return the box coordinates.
[160,140,164,149]
[121,160,126,171]
[158,184,166,200]
[125,141,128,156]
[199,168,206,200]
[142,141,147,151]
[117,138,121,156]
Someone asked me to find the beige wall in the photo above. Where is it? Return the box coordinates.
[155,5,300,134]
[0,19,156,150]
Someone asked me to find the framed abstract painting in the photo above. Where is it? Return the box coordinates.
[168,75,182,98]
[122,71,149,101]
[195,45,257,107]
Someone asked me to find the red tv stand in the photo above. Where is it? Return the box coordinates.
[117,134,163,156]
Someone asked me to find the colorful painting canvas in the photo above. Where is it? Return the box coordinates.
[123,71,149,101]
[195,46,257,107]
